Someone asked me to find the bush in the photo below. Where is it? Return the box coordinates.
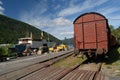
[0,46,12,57]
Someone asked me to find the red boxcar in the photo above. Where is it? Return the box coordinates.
[73,12,111,56]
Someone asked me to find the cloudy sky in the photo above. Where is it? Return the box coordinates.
[1,0,120,40]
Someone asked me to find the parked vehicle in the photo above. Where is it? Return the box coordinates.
[49,44,68,52]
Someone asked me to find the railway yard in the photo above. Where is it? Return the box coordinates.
[0,12,120,80]
[1,48,119,80]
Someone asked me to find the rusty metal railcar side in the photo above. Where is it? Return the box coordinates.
[73,12,110,55]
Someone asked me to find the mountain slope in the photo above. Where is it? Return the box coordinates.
[0,14,61,44]
[63,38,74,45]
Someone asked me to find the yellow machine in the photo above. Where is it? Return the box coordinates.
[49,47,54,52]
[49,44,68,52]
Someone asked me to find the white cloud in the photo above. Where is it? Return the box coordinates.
[21,13,72,28]
[0,1,4,14]
[93,0,108,7]
[53,17,72,26]
[33,2,47,15]
[58,6,79,17]
[20,14,73,39]
[45,26,74,40]
[20,1,49,27]
[96,6,120,28]
[106,14,120,28]
[54,5,61,10]
[21,0,120,39]
[58,0,108,17]
[60,31,74,35]
[0,6,4,11]
[20,1,73,40]
[97,7,120,16]
[0,1,2,5]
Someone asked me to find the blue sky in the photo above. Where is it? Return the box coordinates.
[1,0,120,40]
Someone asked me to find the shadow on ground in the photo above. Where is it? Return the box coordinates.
[105,45,120,64]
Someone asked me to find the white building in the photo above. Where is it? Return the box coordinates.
[18,37,56,48]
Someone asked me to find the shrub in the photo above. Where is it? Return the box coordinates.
[0,46,12,57]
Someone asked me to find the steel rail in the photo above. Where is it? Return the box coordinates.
[0,50,74,80]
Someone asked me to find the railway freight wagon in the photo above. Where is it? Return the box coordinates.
[73,12,112,59]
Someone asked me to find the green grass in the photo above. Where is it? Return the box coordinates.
[118,47,120,53]
[52,55,85,68]
[116,73,120,76]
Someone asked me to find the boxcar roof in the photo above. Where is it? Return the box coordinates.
[73,12,107,24]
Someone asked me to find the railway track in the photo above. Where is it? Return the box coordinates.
[13,58,88,80]
[0,50,108,80]
[18,58,107,80]
[18,60,106,80]
[60,61,106,80]
[0,49,74,75]
[93,63,107,80]
[0,50,74,80]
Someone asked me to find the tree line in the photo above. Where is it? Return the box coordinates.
[109,25,120,44]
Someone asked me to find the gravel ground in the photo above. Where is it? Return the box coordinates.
[78,63,100,71]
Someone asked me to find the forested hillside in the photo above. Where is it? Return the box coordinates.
[63,38,73,45]
[0,14,61,44]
